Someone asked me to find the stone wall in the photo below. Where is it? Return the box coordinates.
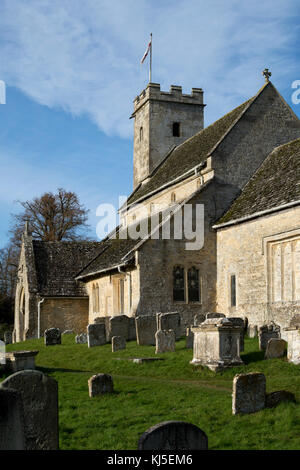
[216,206,300,329]
[40,298,89,335]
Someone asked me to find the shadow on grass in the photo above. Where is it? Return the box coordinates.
[38,366,92,374]
[242,350,265,365]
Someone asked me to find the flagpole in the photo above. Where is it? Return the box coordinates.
[149,33,152,83]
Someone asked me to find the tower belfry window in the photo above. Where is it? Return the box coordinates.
[173,122,180,137]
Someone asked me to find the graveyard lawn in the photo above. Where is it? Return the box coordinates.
[1,336,300,450]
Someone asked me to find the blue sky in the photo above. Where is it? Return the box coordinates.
[0,0,299,246]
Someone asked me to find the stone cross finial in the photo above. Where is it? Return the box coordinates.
[262,68,272,82]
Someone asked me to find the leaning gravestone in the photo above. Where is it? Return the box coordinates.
[138,421,208,450]
[157,312,181,340]
[88,373,114,397]
[265,338,287,359]
[155,329,175,354]
[4,331,12,344]
[75,333,87,344]
[0,370,59,449]
[232,372,266,415]
[87,323,106,347]
[186,327,194,349]
[136,315,157,346]
[44,328,61,346]
[0,388,25,450]
[112,336,126,352]
[259,323,280,350]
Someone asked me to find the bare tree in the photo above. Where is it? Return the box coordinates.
[10,188,90,247]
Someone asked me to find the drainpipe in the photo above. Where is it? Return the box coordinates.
[118,266,131,315]
[37,298,45,339]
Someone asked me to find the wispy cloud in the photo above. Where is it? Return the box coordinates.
[0,0,299,137]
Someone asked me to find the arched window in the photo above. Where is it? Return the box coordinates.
[171,192,176,203]
[173,266,185,302]
[140,126,143,141]
[188,267,200,302]
[96,284,100,312]
[173,122,180,137]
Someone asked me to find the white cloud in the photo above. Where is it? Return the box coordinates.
[0,0,299,137]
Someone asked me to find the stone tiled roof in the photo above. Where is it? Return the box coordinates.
[32,241,104,296]
[127,96,254,205]
[216,137,300,226]
[75,236,137,280]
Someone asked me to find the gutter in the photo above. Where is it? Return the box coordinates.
[213,199,300,230]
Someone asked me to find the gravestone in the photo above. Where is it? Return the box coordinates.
[0,370,59,449]
[4,331,12,344]
[112,336,126,352]
[290,315,300,327]
[284,326,300,365]
[75,333,87,344]
[62,330,73,335]
[0,388,25,450]
[247,325,258,338]
[138,421,208,450]
[157,312,181,340]
[109,315,129,341]
[259,323,280,350]
[193,313,204,327]
[186,327,194,349]
[265,338,286,359]
[232,372,266,415]
[5,350,39,373]
[44,328,61,346]
[206,312,225,319]
[155,329,175,354]
[136,315,157,346]
[94,317,110,341]
[88,374,114,397]
[227,317,245,352]
[191,318,243,371]
[87,323,106,347]
[128,317,137,341]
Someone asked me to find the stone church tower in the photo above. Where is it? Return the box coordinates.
[131,83,205,188]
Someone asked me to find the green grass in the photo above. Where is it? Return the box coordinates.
[1,335,300,450]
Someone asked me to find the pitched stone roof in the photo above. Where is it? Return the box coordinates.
[127,96,254,205]
[216,137,300,226]
[32,240,103,296]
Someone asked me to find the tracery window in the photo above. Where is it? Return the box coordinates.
[188,267,200,302]
[173,266,185,302]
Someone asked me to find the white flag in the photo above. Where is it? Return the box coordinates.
[140,40,151,64]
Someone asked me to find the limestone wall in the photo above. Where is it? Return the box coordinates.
[40,298,89,335]
[216,206,300,329]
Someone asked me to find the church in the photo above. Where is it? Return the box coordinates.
[14,71,300,342]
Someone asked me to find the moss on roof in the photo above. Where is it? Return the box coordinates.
[216,137,300,225]
[127,97,253,205]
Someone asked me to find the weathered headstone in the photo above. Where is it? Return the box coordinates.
[136,315,157,346]
[5,350,39,373]
[227,317,245,352]
[265,390,296,408]
[232,372,266,415]
[0,388,25,450]
[265,338,287,359]
[193,313,204,327]
[138,421,208,450]
[87,323,106,347]
[128,317,137,341]
[4,331,12,344]
[75,333,87,344]
[155,329,175,354]
[186,327,194,349]
[157,312,181,340]
[259,323,280,350]
[248,325,258,338]
[109,315,129,341]
[0,370,59,449]
[62,330,74,335]
[191,318,243,371]
[284,326,300,365]
[206,312,225,319]
[88,373,114,397]
[44,328,61,346]
[112,336,126,352]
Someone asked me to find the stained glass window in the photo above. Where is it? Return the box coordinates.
[188,267,200,302]
[173,266,185,302]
